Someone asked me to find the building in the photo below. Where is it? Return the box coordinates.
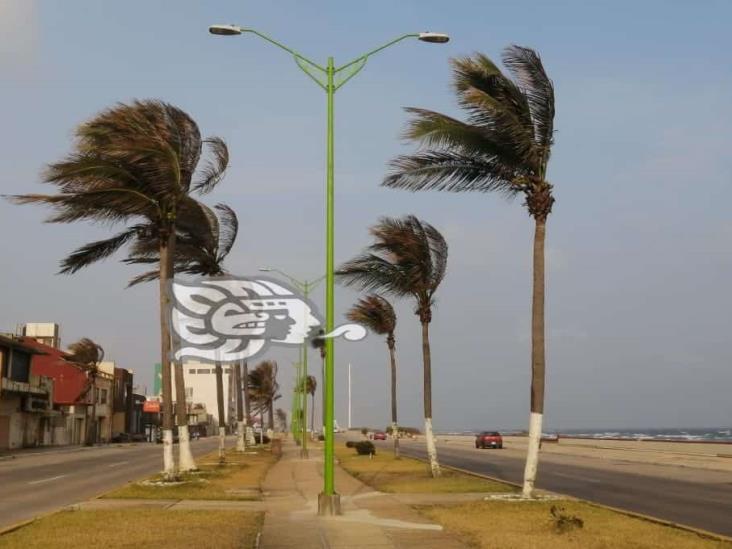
[0,335,54,450]
[21,323,60,349]
[161,361,232,425]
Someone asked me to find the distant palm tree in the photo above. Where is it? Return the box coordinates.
[126,202,238,467]
[346,295,400,458]
[305,375,317,440]
[275,408,287,432]
[10,100,229,480]
[248,360,281,438]
[310,329,326,432]
[338,215,447,476]
[67,338,105,447]
[382,48,555,497]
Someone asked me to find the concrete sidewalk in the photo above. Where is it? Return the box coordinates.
[259,440,468,548]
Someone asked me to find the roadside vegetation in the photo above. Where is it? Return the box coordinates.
[104,447,276,501]
[336,444,514,493]
[0,509,261,549]
[418,500,732,549]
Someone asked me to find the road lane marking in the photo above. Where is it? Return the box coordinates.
[28,474,67,485]
[107,461,129,468]
[552,472,602,484]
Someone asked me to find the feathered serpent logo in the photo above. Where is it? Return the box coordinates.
[168,277,366,363]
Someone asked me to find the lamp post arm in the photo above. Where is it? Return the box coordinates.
[335,34,418,73]
[242,29,326,73]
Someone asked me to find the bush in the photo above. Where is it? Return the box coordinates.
[550,505,584,534]
[354,440,375,456]
[345,440,356,448]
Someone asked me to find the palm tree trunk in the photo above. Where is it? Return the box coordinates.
[235,361,246,451]
[310,394,315,440]
[174,357,197,471]
[388,342,400,459]
[268,399,274,431]
[215,361,226,462]
[421,320,440,477]
[242,361,254,445]
[523,219,547,497]
[85,371,97,446]
[159,231,176,480]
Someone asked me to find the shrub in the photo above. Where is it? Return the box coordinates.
[354,441,375,456]
[345,440,356,448]
[550,505,584,534]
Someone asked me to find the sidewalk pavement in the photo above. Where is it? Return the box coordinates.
[259,439,468,548]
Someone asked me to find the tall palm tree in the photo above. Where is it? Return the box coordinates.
[346,295,400,458]
[67,338,105,447]
[305,375,317,440]
[234,361,246,452]
[126,202,239,468]
[9,100,229,480]
[242,360,254,444]
[248,360,281,436]
[338,215,447,476]
[310,329,326,433]
[382,47,555,497]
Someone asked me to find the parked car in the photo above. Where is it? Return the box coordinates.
[475,431,503,449]
[372,431,387,441]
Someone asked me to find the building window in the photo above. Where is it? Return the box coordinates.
[197,369,210,374]
[100,389,108,405]
[188,369,196,374]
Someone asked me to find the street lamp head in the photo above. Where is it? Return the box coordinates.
[258,267,273,272]
[418,32,450,44]
[209,24,243,36]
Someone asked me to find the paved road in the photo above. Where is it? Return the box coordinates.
[0,437,222,529]
[376,438,732,537]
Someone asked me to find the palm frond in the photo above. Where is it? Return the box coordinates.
[501,45,555,157]
[192,137,229,194]
[214,203,238,260]
[59,224,147,274]
[383,151,519,196]
[346,294,396,336]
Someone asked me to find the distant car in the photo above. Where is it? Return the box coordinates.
[372,431,387,441]
[475,431,503,449]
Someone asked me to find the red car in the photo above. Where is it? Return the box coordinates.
[372,431,387,440]
[475,431,503,449]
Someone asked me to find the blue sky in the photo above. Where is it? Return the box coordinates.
[1,1,730,431]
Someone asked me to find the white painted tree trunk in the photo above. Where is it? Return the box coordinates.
[522,411,543,497]
[178,424,197,472]
[392,421,400,459]
[218,426,226,461]
[423,418,441,477]
[246,425,255,445]
[236,420,246,452]
[162,429,175,479]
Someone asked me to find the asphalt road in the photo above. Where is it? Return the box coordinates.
[0,437,222,529]
[376,438,732,537]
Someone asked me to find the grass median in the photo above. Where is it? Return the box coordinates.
[0,509,262,549]
[419,500,732,549]
[336,443,515,493]
[104,446,276,501]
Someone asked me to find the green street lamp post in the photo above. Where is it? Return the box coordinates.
[260,267,324,459]
[213,25,449,515]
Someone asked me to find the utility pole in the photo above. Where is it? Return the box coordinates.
[347,362,352,430]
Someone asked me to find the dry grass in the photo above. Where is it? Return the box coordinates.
[336,444,515,493]
[418,500,732,549]
[0,509,262,549]
[104,447,276,501]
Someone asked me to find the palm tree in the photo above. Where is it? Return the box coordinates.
[275,408,287,432]
[126,202,239,468]
[9,100,229,480]
[346,295,400,458]
[242,361,254,444]
[305,375,317,440]
[67,338,105,446]
[248,360,281,439]
[338,215,447,476]
[234,361,246,452]
[382,48,555,497]
[310,329,326,433]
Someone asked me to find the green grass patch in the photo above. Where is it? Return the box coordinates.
[336,444,515,493]
[0,509,262,549]
[418,500,732,549]
[104,447,276,501]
